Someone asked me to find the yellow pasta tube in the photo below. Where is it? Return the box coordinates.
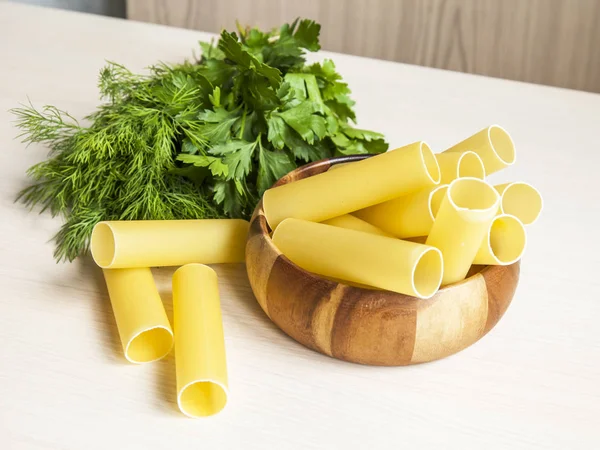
[495,182,543,225]
[263,142,441,229]
[91,219,249,269]
[103,268,173,364]
[322,214,393,237]
[474,214,527,265]
[435,150,485,184]
[354,185,448,238]
[173,264,228,418]
[444,125,516,175]
[272,218,443,299]
[426,178,500,285]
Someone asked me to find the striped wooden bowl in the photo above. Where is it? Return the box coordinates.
[245,155,519,366]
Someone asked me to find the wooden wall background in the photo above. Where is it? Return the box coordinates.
[127,0,600,93]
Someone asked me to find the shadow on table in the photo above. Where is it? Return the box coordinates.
[78,255,127,364]
[152,283,181,415]
[155,352,181,416]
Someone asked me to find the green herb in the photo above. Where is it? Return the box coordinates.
[12,19,388,262]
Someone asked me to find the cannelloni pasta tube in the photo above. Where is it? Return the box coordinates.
[444,125,515,175]
[272,218,443,299]
[426,178,500,285]
[173,264,228,418]
[474,214,526,265]
[322,214,393,237]
[495,182,543,225]
[435,150,485,184]
[91,219,249,269]
[263,142,441,229]
[354,185,448,238]
[103,268,173,363]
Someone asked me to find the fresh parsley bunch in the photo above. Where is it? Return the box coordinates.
[12,19,388,262]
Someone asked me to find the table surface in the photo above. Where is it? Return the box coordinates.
[1,2,599,449]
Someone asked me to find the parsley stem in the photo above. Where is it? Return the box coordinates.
[239,109,247,139]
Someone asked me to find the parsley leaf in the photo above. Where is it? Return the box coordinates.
[266,115,288,150]
[257,143,296,194]
[209,139,258,180]
[280,101,327,144]
[293,20,321,51]
[199,40,225,60]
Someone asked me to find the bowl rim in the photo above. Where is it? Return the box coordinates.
[255,154,506,295]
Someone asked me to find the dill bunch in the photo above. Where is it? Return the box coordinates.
[12,19,388,262]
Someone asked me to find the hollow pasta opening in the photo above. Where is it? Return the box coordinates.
[126,327,173,363]
[412,248,443,298]
[448,178,498,210]
[178,381,228,418]
[489,125,516,165]
[91,222,116,268]
[501,182,543,225]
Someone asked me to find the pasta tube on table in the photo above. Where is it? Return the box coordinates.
[263,142,441,229]
[103,268,173,364]
[474,214,527,265]
[426,178,500,285]
[173,264,228,418]
[495,182,543,225]
[354,185,448,238]
[91,219,249,269]
[444,125,515,175]
[435,150,485,184]
[272,218,443,299]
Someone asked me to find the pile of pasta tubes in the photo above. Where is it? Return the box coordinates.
[264,125,543,298]
[90,219,249,418]
[90,125,542,418]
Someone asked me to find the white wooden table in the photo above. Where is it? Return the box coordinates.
[1,3,598,449]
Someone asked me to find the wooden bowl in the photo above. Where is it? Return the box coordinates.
[245,155,519,366]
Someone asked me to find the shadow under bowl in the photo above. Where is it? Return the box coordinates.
[245,155,519,366]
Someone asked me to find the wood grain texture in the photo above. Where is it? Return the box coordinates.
[245,156,520,366]
[127,0,600,92]
[330,287,418,365]
[245,213,279,317]
[481,261,520,334]
[411,274,488,364]
[2,4,600,449]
